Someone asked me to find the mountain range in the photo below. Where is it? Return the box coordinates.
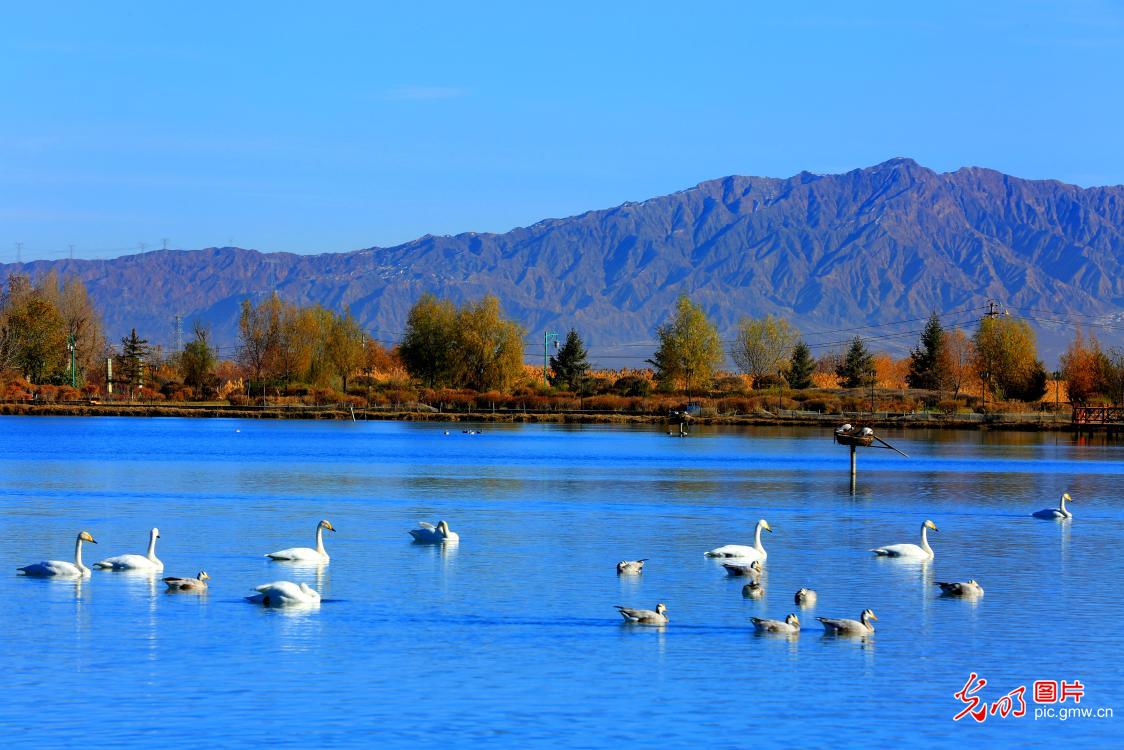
[5,157,1124,365]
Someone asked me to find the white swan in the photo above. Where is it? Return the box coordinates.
[1033,492,1073,520]
[266,519,335,563]
[18,531,97,578]
[94,527,163,571]
[247,581,321,607]
[409,520,459,544]
[871,519,938,559]
[704,519,773,561]
[164,571,210,592]
[818,609,877,636]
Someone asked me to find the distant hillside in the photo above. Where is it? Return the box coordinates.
[5,158,1124,364]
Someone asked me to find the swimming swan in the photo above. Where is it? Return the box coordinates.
[616,603,668,625]
[704,519,773,561]
[248,581,321,607]
[616,559,647,575]
[164,571,210,592]
[818,609,877,635]
[936,580,984,598]
[752,613,800,634]
[409,520,459,544]
[871,520,938,559]
[266,520,335,563]
[1033,492,1073,520]
[94,527,163,571]
[17,531,97,578]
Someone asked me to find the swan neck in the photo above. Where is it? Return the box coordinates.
[146,531,159,560]
[754,523,765,553]
[74,536,87,573]
[315,525,326,555]
[920,524,932,555]
[1060,495,1069,514]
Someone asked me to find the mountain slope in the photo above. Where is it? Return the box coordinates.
[5,158,1123,363]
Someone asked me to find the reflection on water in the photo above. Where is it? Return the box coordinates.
[0,418,1121,749]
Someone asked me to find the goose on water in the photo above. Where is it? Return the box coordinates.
[704,519,773,561]
[871,520,938,559]
[722,560,762,578]
[163,571,210,592]
[936,580,984,598]
[794,588,817,606]
[751,613,800,635]
[818,609,877,636]
[616,603,668,625]
[94,527,163,571]
[616,559,647,575]
[742,581,765,599]
[266,520,335,563]
[1032,492,1073,520]
[17,531,97,578]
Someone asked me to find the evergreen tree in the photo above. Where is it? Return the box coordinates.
[549,329,590,390]
[837,336,875,388]
[787,340,816,389]
[907,312,945,390]
[117,328,150,397]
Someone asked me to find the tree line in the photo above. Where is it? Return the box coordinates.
[641,295,1087,403]
[4,272,1123,408]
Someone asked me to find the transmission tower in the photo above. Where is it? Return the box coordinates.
[173,315,184,353]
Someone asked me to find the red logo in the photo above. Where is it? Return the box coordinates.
[954,675,1087,722]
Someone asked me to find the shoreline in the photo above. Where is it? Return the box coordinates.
[0,401,1109,433]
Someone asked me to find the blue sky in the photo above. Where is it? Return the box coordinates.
[2,2,1123,262]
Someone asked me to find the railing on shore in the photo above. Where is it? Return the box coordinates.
[1072,405,1124,425]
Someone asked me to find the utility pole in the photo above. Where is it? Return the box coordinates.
[543,331,560,386]
[868,366,877,416]
[68,244,75,260]
[68,334,77,388]
[15,242,22,263]
[162,238,169,251]
[985,300,1002,318]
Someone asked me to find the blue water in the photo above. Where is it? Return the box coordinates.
[1,417,1121,748]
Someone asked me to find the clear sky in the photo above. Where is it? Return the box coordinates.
[2,2,1123,263]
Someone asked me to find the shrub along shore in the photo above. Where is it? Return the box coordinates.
[0,398,1090,432]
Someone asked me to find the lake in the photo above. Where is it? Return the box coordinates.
[1,417,1121,748]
